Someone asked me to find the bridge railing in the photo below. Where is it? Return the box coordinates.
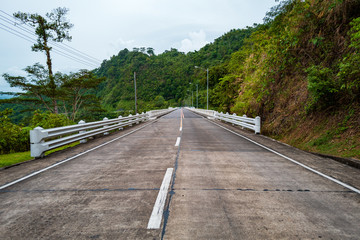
[185,107,215,117]
[186,107,260,134]
[148,107,176,119]
[30,108,175,158]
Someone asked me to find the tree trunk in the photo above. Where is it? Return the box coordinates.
[43,36,58,114]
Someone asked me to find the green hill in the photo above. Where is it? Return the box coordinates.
[94,27,256,112]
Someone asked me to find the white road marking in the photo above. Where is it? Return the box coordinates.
[147,168,173,229]
[179,127,182,132]
[209,120,360,195]
[175,137,181,147]
[0,121,158,190]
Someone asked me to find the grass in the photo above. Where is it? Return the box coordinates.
[0,151,32,168]
[0,142,80,168]
[290,126,360,160]
[273,104,360,160]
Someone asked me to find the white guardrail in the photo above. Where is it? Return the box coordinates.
[30,108,175,158]
[186,107,260,134]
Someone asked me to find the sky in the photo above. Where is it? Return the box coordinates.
[0,0,278,93]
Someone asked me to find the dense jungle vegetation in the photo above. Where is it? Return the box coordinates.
[1,0,360,159]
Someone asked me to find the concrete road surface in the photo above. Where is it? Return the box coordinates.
[1,108,359,239]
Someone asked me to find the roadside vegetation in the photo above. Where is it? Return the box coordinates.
[1,0,360,167]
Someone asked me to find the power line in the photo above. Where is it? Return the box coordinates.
[0,10,101,68]
[0,10,101,66]
[0,23,98,68]
[0,10,101,62]
[0,24,98,68]
[0,13,99,65]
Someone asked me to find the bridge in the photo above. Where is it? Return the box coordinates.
[1,108,360,239]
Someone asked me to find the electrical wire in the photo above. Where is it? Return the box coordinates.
[0,10,102,63]
[0,13,100,66]
[0,10,101,68]
[0,22,98,68]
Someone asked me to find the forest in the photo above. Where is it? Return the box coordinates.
[1,0,360,160]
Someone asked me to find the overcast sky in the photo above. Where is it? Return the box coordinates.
[0,0,278,92]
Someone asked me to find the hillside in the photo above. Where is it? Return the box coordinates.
[214,0,360,159]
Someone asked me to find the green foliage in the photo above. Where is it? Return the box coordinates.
[4,8,104,122]
[0,109,30,154]
[212,74,239,112]
[30,110,74,129]
[338,17,360,99]
[189,27,257,67]
[306,65,339,109]
[59,70,105,121]
[95,27,256,111]
[309,131,334,147]
[225,0,360,117]
[10,8,73,114]
[153,95,168,108]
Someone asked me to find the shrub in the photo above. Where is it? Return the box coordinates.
[30,110,74,129]
[0,109,30,154]
[306,65,339,110]
[338,17,360,99]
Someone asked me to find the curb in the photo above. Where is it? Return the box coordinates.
[310,152,360,170]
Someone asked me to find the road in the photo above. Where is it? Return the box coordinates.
[1,108,359,239]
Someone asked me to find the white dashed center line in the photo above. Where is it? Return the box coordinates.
[147,168,174,229]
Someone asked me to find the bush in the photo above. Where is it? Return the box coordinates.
[30,110,74,129]
[0,109,30,154]
[338,17,360,99]
[306,65,339,110]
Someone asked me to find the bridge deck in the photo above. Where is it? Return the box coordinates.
[1,109,359,239]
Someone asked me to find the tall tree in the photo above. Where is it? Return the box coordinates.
[12,7,73,113]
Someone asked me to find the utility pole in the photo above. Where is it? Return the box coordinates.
[196,84,198,108]
[192,91,193,107]
[134,72,137,114]
[195,66,209,109]
[206,68,209,110]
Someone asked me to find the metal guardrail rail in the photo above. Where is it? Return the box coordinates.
[148,108,176,119]
[30,108,175,158]
[186,107,260,134]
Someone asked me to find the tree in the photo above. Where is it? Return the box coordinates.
[9,7,73,114]
[3,63,62,113]
[147,47,155,56]
[59,70,105,121]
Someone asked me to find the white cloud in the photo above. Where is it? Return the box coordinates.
[179,30,209,53]
[109,38,135,56]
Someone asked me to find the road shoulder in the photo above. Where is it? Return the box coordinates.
[206,118,360,191]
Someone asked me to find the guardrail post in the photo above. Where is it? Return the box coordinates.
[255,116,261,134]
[241,115,247,129]
[128,114,133,126]
[141,112,146,122]
[232,113,236,126]
[103,117,109,135]
[136,113,140,124]
[118,116,123,130]
[30,126,48,158]
[78,120,87,143]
